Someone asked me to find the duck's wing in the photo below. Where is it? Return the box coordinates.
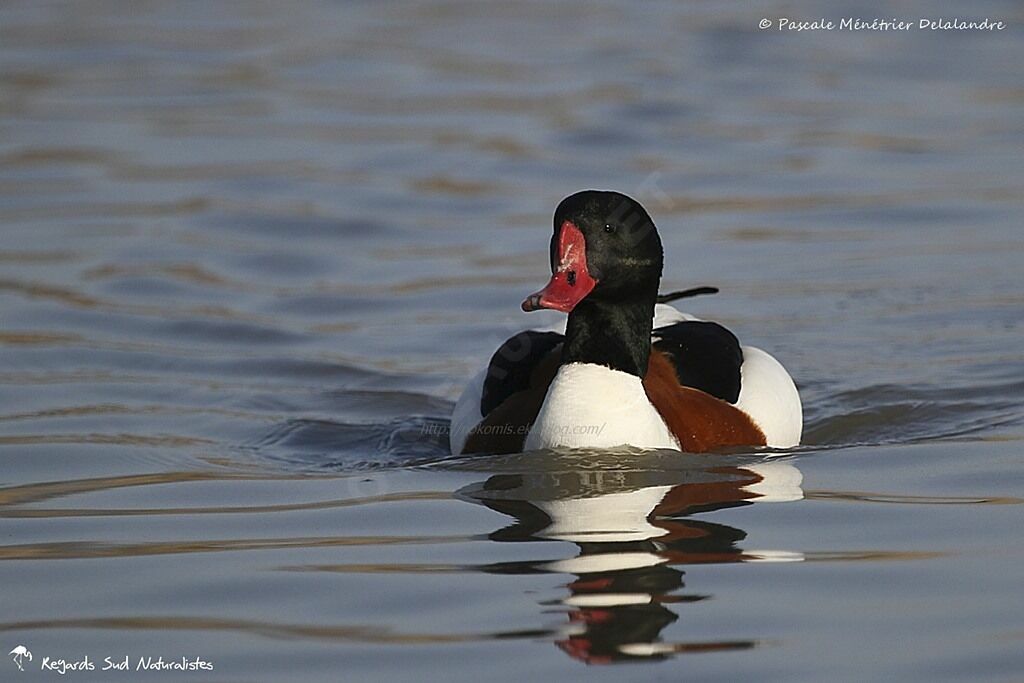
[450,330,563,455]
[651,321,744,404]
[479,330,564,416]
[652,299,802,448]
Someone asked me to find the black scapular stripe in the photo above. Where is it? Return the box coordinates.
[480,330,564,417]
[656,286,719,303]
[652,321,743,403]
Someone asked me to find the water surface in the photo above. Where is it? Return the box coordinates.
[1,0,1022,680]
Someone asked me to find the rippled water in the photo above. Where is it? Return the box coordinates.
[1,1,1022,680]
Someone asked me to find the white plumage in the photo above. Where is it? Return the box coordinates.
[524,363,680,451]
[735,346,803,448]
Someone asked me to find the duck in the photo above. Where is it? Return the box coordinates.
[450,190,802,455]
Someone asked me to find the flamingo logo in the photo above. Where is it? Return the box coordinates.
[9,646,32,671]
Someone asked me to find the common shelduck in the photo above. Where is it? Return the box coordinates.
[450,190,802,455]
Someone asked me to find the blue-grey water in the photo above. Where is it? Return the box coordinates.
[1,1,1022,680]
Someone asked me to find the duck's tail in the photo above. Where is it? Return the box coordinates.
[656,286,719,304]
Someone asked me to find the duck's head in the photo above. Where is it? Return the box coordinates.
[522,190,664,313]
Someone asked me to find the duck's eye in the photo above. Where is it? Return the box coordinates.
[603,223,615,234]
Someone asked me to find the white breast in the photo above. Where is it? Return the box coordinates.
[525,362,679,451]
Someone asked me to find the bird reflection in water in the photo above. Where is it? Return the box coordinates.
[457,458,804,664]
